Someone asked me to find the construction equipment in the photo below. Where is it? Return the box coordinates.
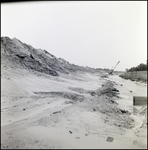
[108,61,120,75]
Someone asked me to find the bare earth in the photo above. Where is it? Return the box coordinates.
[1,66,147,149]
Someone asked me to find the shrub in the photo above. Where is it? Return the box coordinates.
[127,63,147,72]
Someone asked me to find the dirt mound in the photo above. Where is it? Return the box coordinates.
[1,36,102,76]
[88,81,120,98]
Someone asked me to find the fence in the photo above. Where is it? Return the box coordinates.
[119,71,147,82]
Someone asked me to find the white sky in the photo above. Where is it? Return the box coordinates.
[1,1,147,71]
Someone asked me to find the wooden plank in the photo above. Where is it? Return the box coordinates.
[133,96,147,105]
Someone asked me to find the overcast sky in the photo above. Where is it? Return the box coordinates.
[1,1,147,71]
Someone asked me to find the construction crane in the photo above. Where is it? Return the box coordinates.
[108,61,120,75]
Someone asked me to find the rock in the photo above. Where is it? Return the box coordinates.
[69,130,72,134]
[120,109,127,113]
[30,54,34,59]
[110,100,115,103]
[91,92,96,96]
[112,88,119,92]
[93,108,96,111]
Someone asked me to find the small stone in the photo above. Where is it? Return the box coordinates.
[69,130,72,134]
[93,108,96,111]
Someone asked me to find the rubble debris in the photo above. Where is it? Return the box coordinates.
[53,111,61,114]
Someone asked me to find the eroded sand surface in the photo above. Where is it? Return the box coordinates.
[1,67,147,149]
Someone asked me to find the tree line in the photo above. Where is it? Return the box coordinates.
[126,63,147,72]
